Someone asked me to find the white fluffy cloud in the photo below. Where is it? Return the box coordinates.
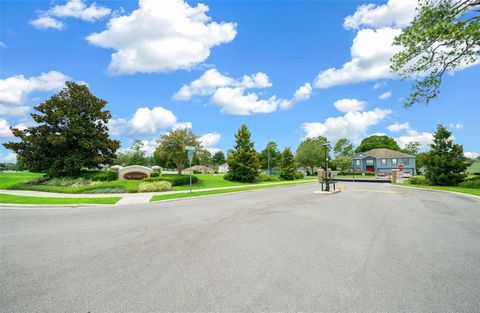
[395,129,434,148]
[343,0,417,30]
[172,122,193,130]
[314,27,402,88]
[30,0,111,30]
[30,16,65,30]
[0,71,69,117]
[86,0,237,74]
[450,123,464,129]
[199,132,221,153]
[333,98,366,113]
[109,106,179,136]
[302,108,392,143]
[387,122,410,132]
[0,118,13,138]
[0,152,16,163]
[49,0,111,21]
[172,69,271,101]
[174,69,311,115]
[378,90,392,100]
[465,151,479,159]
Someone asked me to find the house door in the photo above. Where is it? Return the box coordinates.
[366,165,374,172]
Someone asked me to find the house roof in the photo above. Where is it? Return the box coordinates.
[353,148,415,159]
[466,160,480,174]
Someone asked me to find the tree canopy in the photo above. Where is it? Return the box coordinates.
[259,141,281,172]
[295,136,328,174]
[355,135,401,153]
[155,128,201,174]
[402,142,421,155]
[3,82,119,176]
[333,138,354,158]
[212,151,226,165]
[424,124,467,185]
[391,0,480,107]
[225,124,260,182]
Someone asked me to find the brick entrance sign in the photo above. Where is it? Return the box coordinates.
[123,171,148,180]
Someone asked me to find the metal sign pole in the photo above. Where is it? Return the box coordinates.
[186,146,195,193]
[189,158,192,193]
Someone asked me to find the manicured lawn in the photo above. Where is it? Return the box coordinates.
[0,172,44,189]
[0,194,120,205]
[401,181,480,197]
[151,180,316,202]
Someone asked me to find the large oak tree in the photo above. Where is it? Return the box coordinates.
[3,82,120,176]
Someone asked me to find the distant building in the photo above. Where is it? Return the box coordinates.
[217,163,229,173]
[466,160,480,175]
[352,148,416,175]
[182,165,214,174]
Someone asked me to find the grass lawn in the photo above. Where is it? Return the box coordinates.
[401,181,480,197]
[7,173,317,194]
[0,194,120,205]
[0,172,44,189]
[151,180,316,202]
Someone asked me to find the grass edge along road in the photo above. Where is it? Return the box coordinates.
[151,180,316,202]
[395,182,480,197]
[0,194,121,205]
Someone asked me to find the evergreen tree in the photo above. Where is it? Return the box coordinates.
[279,147,297,180]
[259,141,281,172]
[425,124,467,186]
[226,124,259,182]
[212,151,226,165]
[127,139,148,166]
[3,82,119,176]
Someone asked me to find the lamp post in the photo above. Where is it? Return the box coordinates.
[322,142,330,191]
[186,146,195,193]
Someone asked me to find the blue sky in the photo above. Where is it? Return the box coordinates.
[1,0,479,162]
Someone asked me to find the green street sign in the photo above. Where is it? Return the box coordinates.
[186,146,195,163]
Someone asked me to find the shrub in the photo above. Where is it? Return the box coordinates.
[85,187,126,193]
[459,177,480,188]
[295,171,304,179]
[138,181,172,192]
[45,177,92,187]
[409,176,431,185]
[79,170,117,181]
[143,174,198,186]
[363,172,375,176]
[150,172,160,178]
[257,173,280,182]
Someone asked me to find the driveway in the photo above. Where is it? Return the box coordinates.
[1,182,479,312]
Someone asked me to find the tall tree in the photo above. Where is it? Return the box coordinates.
[212,151,226,165]
[402,142,421,155]
[391,0,480,107]
[126,139,148,166]
[3,82,119,176]
[295,136,328,174]
[155,128,200,174]
[279,147,297,180]
[424,124,467,186]
[192,148,212,166]
[259,141,281,172]
[355,135,401,153]
[226,124,260,183]
[333,138,354,158]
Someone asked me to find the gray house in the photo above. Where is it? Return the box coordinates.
[351,148,416,175]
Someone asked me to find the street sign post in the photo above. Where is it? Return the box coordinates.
[186,146,195,193]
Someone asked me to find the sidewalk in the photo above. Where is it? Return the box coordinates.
[0,180,317,205]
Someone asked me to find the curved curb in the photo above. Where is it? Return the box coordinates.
[0,203,110,210]
[389,184,480,201]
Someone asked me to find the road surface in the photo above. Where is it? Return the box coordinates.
[1,182,479,312]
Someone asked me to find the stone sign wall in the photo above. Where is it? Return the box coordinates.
[118,166,153,180]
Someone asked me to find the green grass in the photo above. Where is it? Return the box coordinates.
[151,180,315,202]
[0,172,44,189]
[401,181,480,197]
[0,194,120,204]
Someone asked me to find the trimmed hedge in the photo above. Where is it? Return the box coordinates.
[78,170,117,181]
[150,172,160,178]
[138,181,172,192]
[459,176,480,188]
[409,176,431,185]
[295,171,304,179]
[143,174,198,186]
[257,173,280,182]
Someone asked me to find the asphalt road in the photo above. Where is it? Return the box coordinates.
[1,182,479,312]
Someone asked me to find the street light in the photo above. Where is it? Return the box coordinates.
[322,142,330,191]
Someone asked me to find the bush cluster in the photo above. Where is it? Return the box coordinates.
[409,176,431,185]
[257,173,280,182]
[459,176,480,188]
[150,172,160,178]
[77,170,117,181]
[295,171,304,179]
[138,181,172,192]
[44,177,93,187]
[143,174,198,186]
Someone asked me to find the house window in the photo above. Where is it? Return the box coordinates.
[366,159,374,166]
[402,158,409,165]
[381,158,387,165]
[392,158,397,165]
[355,160,360,166]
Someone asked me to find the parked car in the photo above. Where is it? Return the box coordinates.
[402,169,413,178]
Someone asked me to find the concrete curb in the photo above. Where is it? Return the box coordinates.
[389,184,480,201]
[0,203,108,210]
